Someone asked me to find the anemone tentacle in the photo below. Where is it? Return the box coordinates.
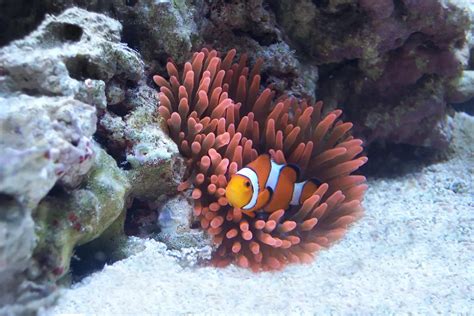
[154,48,367,271]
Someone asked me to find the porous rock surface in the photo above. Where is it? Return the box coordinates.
[1,6,205,312]
[0,94,96,311]
[449,1,474,105]
[273,0,471,148]
[33,143,130,283]
[100,85,184,201]
[0,96,96,208]
[0,95,97,313]
[2,0,472,147]
[97,80,195,246]
[0,7,143,108]
[0,7,183,313]
[0,0,200,64]
[157,195,212,251]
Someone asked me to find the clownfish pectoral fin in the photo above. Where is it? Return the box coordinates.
[263,187,274,202]
[249,187,272,211]
[241,209,256,218]
[286,163,301,182]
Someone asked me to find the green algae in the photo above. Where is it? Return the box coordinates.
[33,143,131,279]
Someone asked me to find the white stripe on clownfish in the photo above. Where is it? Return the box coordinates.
[236,167,259,210]
[225,154,320,215]
[265,160,285,193]
[291,181,305,206]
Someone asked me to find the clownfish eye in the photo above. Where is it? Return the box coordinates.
[244,181,251,188]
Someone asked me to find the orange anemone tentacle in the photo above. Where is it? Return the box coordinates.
[154,48,367,271]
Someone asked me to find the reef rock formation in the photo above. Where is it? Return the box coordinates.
[273,0,471,148]
[0,6,207,311]
[97,79,200,248]
[157,195,213,250]
[33,143,130,282]
[99,84,185,201]
[0,96,96,208]
[0,0,200,64]
[0,7,143,313]
[449,2,474,108]
[3,0,471,147]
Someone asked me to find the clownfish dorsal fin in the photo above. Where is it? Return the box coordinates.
[280,165,298,184]
[247,154,272,191]
[298,178,322,204]
[248,154,270,169]
[286,163,301,182]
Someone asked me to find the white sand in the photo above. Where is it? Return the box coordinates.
[46,113,473,315]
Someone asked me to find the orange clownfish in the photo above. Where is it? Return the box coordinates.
[225,154,320,217]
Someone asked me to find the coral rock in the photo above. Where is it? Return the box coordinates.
[0,196,37,309]
[33,142,131,280]
[0,96,96,206]
[157,195,213,250]
[0,7,143,311]
[274,0,471,148]
[98,83,185,201]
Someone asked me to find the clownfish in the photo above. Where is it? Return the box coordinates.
[225,154,320,217]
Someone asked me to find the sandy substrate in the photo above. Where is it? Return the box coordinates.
[46,113,473,314]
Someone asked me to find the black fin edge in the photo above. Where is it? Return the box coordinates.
[266,186,274,199]
[309,178,322,186]
[286,163,301,181]
[260,187,274,211]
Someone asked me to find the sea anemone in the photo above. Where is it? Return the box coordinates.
[153,48,367,271]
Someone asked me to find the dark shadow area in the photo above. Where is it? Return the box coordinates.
[312,0,329,8]
[0,0,49,46]
[125,0,138,7]
[393,0,409,18]
[231,28,278,47]
[93,127,129,170]
[107,102,131,117]
[45,184,68,198]
[20,88,59,97]
[69,244,114,283]
[48,21,83,42]
[69,213,127,283]
[65,55,103,81]
[120,20,147,52]
[452,98,474,115]
[0,193,22,221]
[360,141,444,179]
[124,198,160,237]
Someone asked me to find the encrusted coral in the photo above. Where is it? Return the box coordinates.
[153,49,367,271]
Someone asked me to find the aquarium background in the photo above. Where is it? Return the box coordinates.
[0,0,472,314]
